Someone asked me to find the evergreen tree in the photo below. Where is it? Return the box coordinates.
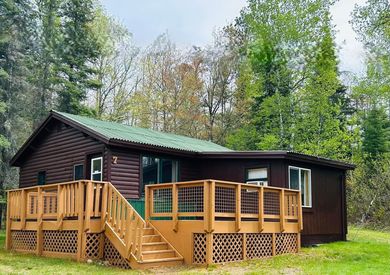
[0,0,37,188]
[55,0,101,114]
[362,107,390,159]
[293,23,351,159]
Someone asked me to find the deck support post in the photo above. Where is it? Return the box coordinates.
[76,181,85,261]
[20,190,26,230]
[272,233,276,256]
[5,191,11,250]
[206,233,213,265]
[100,182,108,231]
[280,189,285,232]
[242,233,247,260]
[258,187,264,232]
[204,180,215,233]
[57,185,64,230]
[235,185,241,232]
[172,184,178,232]
[144,186,150,226]
[297,192,303,232]
[36,186,43,256]
[297,233,301,252]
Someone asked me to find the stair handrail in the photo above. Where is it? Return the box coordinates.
[104,182,145,261]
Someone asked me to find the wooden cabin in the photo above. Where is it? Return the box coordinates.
[5,111,354,269]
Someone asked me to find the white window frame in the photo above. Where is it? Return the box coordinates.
[91,157,103,181]
[288,166,312,208]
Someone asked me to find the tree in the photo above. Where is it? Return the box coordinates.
[32,0,61,126]
[91,8,140,120]
[362,107,390,159]
[293,23,351,159]
[227,0,337,151]
[0,0,37,189]
[55,0,101,114]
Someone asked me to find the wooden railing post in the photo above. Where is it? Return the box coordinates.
[84,181,93,232]
[125,207,134,257]
[144,185,150,224]
[100,182,108,231]
[280,189,285,232]
[258,186,264,232]
[172,184,178,232]
[297,191,303,232]
[203,180,215,233]
[20,190,26,230]
[57,185,64,230]
[5,191,11,250]
[36,186,43,256]
[76,181,85,261]
[236,184,241,232]
[136,226,143,260]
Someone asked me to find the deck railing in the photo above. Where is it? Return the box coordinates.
[6,180,146,260]
[145,180,303,233]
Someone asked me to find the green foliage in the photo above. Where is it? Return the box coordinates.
[55,0,102,114]
[362,108,390,159]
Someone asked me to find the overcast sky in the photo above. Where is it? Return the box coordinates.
[100,0,367,75]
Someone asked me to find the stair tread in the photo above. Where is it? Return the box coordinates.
[142,249,174,255]
[142,242,167,246]
[140,257,183,264]
[143,234,160,237]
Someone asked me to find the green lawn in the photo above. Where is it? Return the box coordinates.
[0,226,389,274]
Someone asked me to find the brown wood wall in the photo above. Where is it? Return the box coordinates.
[19,122,106,188]
[108,147,140,199]
[198,158,346,244]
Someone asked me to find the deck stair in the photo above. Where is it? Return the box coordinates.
[103,183,183,269]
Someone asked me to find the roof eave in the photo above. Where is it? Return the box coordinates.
[199,151,355,170]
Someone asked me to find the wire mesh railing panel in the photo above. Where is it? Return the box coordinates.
[178,185,204,213]
[215,186,236,213]
[153,188,173,213]
[284,193,298,218]
[264,191,280,215]
[43,193,58,216]
[241,189,259,214]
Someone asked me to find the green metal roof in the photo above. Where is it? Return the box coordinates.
[54,111,232,153]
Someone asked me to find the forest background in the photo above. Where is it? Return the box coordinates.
[0,0,389,228]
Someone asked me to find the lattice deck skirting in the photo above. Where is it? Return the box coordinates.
[10,230,130,269]
[193,232,299,264]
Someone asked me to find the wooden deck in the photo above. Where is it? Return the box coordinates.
[6,179,302,268]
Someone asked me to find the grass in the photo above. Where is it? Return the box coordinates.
[0,226,389,274]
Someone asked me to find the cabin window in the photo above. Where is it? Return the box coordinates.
[141,156,179,195]
[246,168,268,186]
[289,166,312,207]
[91,157,103,181]
[37,171,46,185]
[74,164,84,180]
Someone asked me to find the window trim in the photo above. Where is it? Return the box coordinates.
[288,166,312,208]
[73,163,84,181]
[90,157,103,181]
